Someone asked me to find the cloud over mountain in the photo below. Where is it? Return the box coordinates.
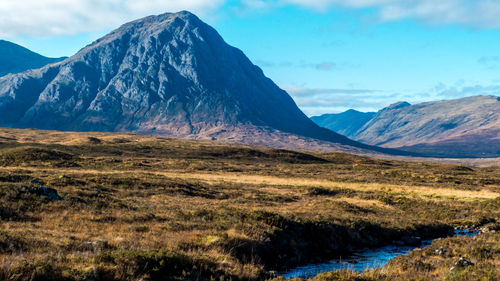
[1,0,500,37]
[0,0,223,37]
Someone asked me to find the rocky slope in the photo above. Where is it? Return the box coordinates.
[313,96,500,157]
[0,40,65,77]
[311,110,375,139]
[0,11,402,156]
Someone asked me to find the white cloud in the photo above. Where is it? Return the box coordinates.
[429,83,500,99]
[282,85,389,115]
[283,82,500,116]
[281,0,393,10]
[315,62,336,71]
[0,0,224,37]
[283,85,377,97]
[2,0,500,37]
[276,0,500,28]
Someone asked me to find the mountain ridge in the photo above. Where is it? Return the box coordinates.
[0,40,66,77]
[311,109,376,139]
[312,95,500,157]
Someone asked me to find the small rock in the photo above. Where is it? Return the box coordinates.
[454,257,474,268]
[30,186,62,200]
[481,223,500,233]
[87,137,102,144]
[434,247,447,256]
[82,240,110,252]
[267,271,278,277]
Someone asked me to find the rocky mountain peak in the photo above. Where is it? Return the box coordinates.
[385,101,411,110]
[0,11,401,155]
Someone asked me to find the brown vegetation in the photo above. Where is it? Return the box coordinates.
[0,128,498,280]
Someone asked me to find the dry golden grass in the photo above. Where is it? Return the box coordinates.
[3,167,497,200]
[0,128,498,281]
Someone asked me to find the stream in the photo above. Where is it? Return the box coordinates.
[280,229,478,279]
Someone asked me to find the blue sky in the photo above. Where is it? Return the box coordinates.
[3,0,500,115]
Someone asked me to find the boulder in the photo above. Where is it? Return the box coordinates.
[450,257,474,271]
[82,240,111,252]
[30,186,62,200]
[434,247,447,257]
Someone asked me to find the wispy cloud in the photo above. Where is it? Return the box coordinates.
[282,85,389,115]
[241,0,500,29]
[0,0,224,37]
[255,60,338,71]
[284,85,377,96]
[279,0,500,28]
[254,60,294,68]
[314,62,336,71]
[284,83,500,116]
[2,0,500,37]
[432,84,500,98]
[298,61,338,71]
[478,56,500,69]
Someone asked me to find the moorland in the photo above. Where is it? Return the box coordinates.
[0,128,498,281]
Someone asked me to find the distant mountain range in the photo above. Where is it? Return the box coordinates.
[0,40,65,77]
[312,96,500,157]
[311,110,375,139]
[0,11,406,156]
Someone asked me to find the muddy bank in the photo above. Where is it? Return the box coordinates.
[220,211,454,272]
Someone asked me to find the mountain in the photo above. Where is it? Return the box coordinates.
[311,109,375,139]
[0,40,65,77]
[313,96,500,158]
[0,11,404,156]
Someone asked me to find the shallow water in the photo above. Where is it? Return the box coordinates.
[280,229,478,279]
